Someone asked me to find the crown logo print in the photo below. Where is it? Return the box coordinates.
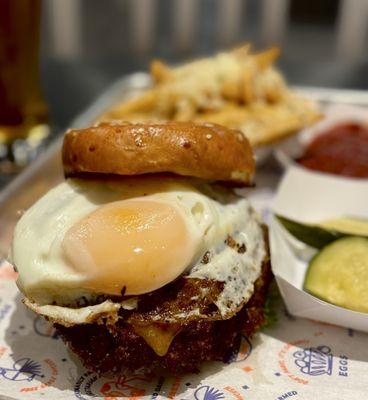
[293,345,333,376]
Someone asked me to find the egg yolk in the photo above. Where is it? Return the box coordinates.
[62,200,195,295]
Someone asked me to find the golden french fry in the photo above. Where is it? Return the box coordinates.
[195,103,250,126]
[150,60,172,84]
[221,79,243,102]
[172,98,197,121]
[254,68,286,103]
[102,112,158,123]
[194,97,321,146]
[98,43,321,147]
[254,47,280,69]
[240,48,281,103]
[243,99,321,146]
[242,65,257,104]
[120,90,157,113]
[231,43,252,59]
[100,90,158,120]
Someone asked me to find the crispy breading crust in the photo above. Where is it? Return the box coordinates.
[62,121,254,186]
[55,257,272,374]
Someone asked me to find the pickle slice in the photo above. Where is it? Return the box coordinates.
[276,215,368,249]
[318,217,368,236]
[276,215,343,249]
[304,236,368,313]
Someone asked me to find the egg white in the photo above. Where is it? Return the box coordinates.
[11,177,265,318]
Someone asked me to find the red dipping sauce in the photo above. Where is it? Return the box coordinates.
[296,122,368,178]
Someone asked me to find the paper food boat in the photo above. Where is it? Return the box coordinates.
[270,165,368,333]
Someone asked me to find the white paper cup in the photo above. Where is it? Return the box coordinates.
[274,104,368,171]
[270,165,368,332]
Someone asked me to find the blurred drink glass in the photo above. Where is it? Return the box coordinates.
[0,0,49,173]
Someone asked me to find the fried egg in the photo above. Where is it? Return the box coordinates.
[11,176,265,317]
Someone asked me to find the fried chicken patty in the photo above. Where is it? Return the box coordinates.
[56,254,272,374]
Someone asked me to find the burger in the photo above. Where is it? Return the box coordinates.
[10,121,271,374]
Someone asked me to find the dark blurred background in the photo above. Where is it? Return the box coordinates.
[39,0,368,130]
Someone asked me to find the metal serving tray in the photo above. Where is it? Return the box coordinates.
[1,72,368,257]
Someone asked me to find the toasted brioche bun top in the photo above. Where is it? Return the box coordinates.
[62,121,254,185]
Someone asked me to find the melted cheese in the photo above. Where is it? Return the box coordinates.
[132,324,180,356]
